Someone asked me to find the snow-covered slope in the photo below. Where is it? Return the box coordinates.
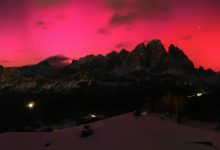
[0,113,220,150]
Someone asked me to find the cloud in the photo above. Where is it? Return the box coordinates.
[115,42,130,49]
[45,55,71,67]
[104,0,171,28]
[36,20,45,26]
[46,55,70,63]
[35,0,70,7]
[98,0,172,34]
[109,12,137,27]
[105,0,128,11]
[35,15,66,30]
[35,20,48,30]
[0,60,11,63]
[181,35,192,40]
[98,28,109,35]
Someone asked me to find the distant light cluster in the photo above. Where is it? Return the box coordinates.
[187,92,205,98]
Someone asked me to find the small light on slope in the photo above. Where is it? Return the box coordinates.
[90,114,96,118]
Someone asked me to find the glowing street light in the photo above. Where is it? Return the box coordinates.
[26,101,35,109]
[196,93,203,97]
[86,113,96,119]
[90,114,96,118]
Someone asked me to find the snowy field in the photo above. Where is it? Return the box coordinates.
[0,113,220,150]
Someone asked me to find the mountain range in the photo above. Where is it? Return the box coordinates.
[1,39,220,132]
[0,39,219,95]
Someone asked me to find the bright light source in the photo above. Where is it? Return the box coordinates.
[84,113,97,120]
[88,114,96,118]
[187,95,194,98]
[197,93,203,97]
[27,102,35,109]
[90,114,96,118]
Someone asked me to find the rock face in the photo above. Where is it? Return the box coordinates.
[0,39,219,94]
[126,40,167,68]
[70,54,105,71]
[127,43,146,67]
[145,40,167,68]
[105,51,123,70]
[65,40,195,75]
[18,60,60,77]
[119,49,129,59]
[160,44,194,72]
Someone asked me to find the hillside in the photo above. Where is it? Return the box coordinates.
[0,113,220,150]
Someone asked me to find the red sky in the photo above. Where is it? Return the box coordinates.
[0,0,220,71]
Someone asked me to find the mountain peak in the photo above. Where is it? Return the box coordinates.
[168,44,191,63]
[106,50,119,57]
[198,66,216,75]
[119,49,129,59]
[147,39,163,46]
[133,43,146,55]
[135,42,146,49]
[161,44,195,71]
[168,44,185,58]
[145,39,167,67]
[105,50,123,69]
[37,60,51,66]
[127,39,166,68]
[146,40,166,53]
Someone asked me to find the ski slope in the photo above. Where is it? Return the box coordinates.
[0,113,220,150]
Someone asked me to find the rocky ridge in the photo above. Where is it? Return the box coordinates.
[0,40,219,95]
